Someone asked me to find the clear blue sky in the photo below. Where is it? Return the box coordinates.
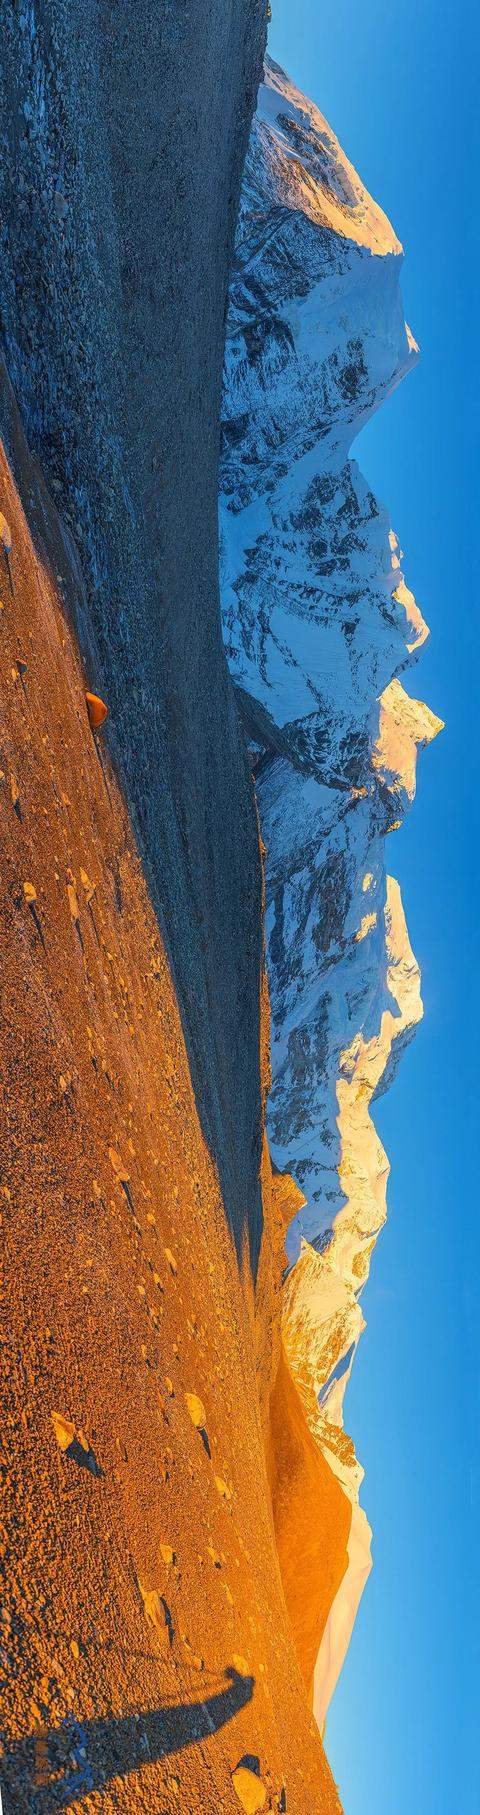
[268,4,479,1811]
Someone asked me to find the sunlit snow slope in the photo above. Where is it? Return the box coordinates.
[220,57,442,1726]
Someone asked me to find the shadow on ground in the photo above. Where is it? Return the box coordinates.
[0,1667,255,1810]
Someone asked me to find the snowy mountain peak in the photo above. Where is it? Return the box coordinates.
[256,57,403,257]
[221,58,441,1727]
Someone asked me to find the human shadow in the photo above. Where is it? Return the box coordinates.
[1,1665,254,1809]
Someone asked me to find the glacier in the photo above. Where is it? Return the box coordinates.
[220,57,442,1727]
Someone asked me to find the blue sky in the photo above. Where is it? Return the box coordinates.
[268,4,479,1811]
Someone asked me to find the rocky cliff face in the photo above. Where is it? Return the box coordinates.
[220,57,441,1726]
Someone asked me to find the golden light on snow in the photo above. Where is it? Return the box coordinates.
[374,679,443,804]
[355,911,377,943]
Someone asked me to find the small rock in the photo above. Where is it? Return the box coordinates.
[0,513,12,553]
[53,190,69,222]
[232,1766,267,1813]
[51,1412,75,1453]
[108,1146,130,1184]
[80,868,96,904]
[185,1392,206,1430]
[138,1580,173,1648]
[85,690,108,731]
[160,1543,176,1567]
[214,1475,232,1502]
[23,881,37,905]
[67,881,79,923]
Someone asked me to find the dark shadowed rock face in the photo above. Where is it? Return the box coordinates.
[0,0,267,1270]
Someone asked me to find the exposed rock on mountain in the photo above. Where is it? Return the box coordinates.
[220,56,441,1725]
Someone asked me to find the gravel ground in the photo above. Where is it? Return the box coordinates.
[0,0,267,1272]
[0,354,342,1815]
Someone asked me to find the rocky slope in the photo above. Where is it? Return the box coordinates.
[0,14,353,1815]
[0,354,345,1812]
[0,0,267,1274]
[220,57,441,1728]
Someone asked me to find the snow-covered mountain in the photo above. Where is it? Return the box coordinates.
[220,57,442,1725]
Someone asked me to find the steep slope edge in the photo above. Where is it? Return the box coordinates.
[220,58,442,1728]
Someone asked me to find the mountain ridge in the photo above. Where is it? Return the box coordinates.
[220,55,441,1727]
